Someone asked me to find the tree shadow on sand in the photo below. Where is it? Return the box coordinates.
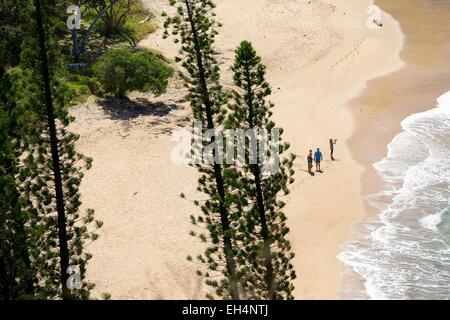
[98,97,178,121]
[144,262,204,300]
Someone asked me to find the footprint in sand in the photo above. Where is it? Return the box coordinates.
[330,39,365,70]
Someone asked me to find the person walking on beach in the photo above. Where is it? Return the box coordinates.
[330,138,337,161]
[314,148,323,172]
[307,150,314,175]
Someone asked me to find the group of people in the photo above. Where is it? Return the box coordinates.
[307,138,337,175]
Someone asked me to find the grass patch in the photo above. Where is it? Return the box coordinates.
[63,74,93,105]
[126,1,158,42]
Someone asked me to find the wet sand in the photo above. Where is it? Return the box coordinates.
[350,0,450,201]
[342,0,450,297]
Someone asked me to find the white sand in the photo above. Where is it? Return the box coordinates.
[74,0,404,299]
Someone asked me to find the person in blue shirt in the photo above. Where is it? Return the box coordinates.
[314,148,323,172]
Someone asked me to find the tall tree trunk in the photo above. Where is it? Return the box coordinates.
[244,65,276,299]
[184,0,239,300]
[34,0,72,300]
[71,0,119,62]
[71,29,80,63]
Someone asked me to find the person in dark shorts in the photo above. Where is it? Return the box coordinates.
[314,148,323,172]
[307,150,313,175]
[330,138,337,161]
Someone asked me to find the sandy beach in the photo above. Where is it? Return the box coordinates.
[73,0,407,299]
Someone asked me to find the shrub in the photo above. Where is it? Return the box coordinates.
[86,78,103,97]
[92,48,172,97]
[64,80,90,104]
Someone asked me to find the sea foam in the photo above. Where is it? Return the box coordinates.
[338,90,450,300]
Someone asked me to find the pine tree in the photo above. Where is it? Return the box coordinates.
[34,0,73,299]
[0,0,101,299]
[0,0,39,300]
[0,66,36,300]
[23,0,102,299]
[163,0,242,299]
[227,41,297,299]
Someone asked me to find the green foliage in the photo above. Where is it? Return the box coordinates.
[69,0,157,62]
[0,0,29,67]
[125,2,158,43]
[165,2,297,300]
[65,78,91,103]
[101,292,112,300]
[164,0,241,300]
[98,0,157,43]
[227,41,297,299]
[92,48,172,97]
[0,0,101,300]
[101,0,133,39]
[0,69,36,300]
[0,0,41,301]
[86,77,104,97]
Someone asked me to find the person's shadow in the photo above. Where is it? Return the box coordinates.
[302,169,315,176]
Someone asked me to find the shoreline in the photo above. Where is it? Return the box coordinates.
[343,0,450,298]
[349,0,450,207]
[279,0,404,299]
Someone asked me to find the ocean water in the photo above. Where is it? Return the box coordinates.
[338,91,450,300]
